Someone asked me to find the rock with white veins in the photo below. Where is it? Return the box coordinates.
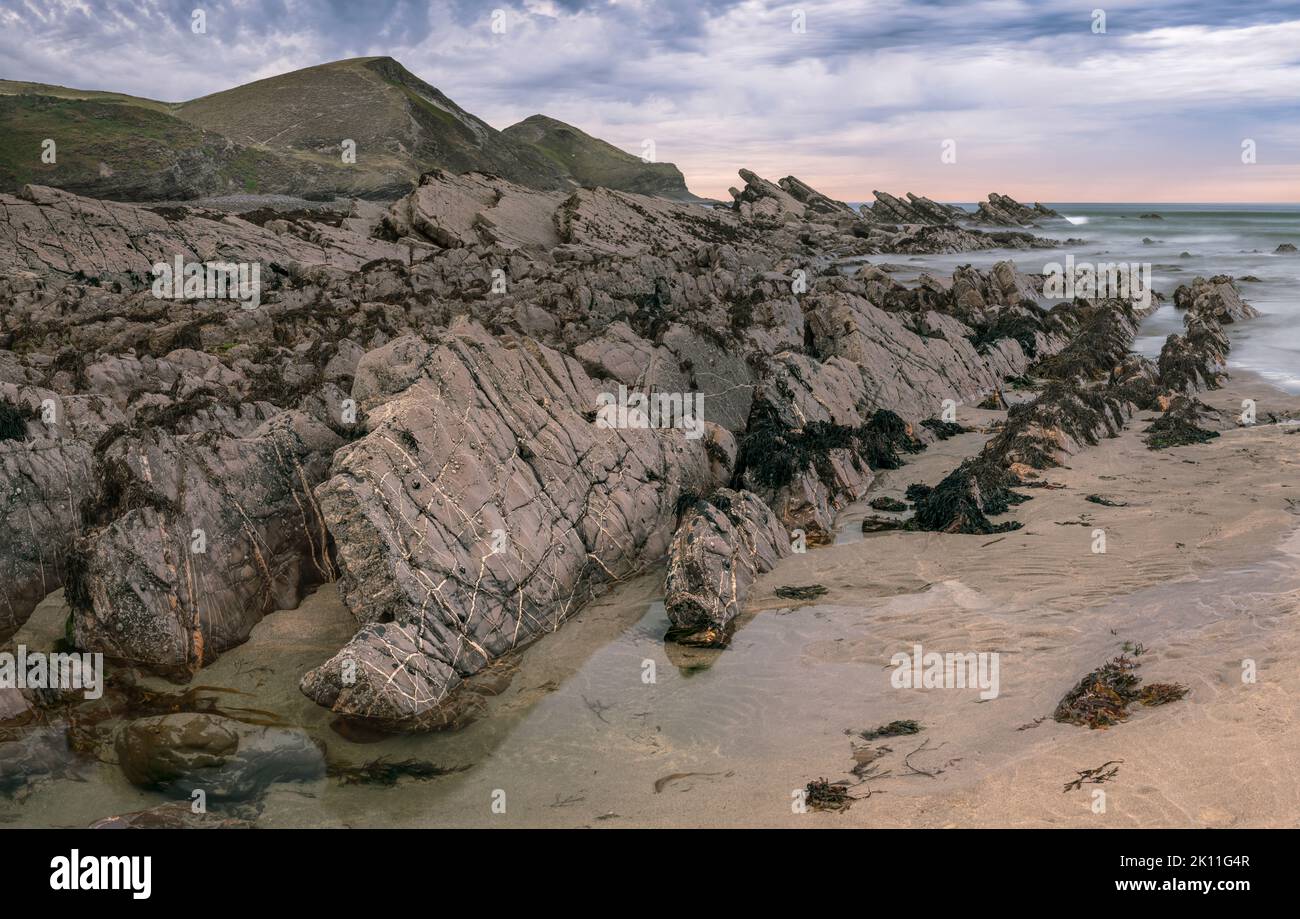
[665,489,791,641]
[300,319,718,729]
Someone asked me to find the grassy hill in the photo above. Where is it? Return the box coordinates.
[0,92,360,200]
[0,58,697,202]
[503,114,697,200]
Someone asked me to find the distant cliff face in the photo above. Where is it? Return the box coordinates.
[502,114,698,201]
[0,58,697,202]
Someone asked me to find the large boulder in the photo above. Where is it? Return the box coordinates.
[68,411,342,670]
[300,320,717,729]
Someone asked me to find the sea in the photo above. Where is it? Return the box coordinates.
[851,203,1300,393]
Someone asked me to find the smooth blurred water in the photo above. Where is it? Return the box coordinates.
[850,203,1300,393]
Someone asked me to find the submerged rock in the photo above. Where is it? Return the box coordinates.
[114,713,324,801]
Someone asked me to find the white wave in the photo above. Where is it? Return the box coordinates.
[1064,215,1089,225]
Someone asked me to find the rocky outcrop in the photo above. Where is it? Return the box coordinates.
[778,176,859,220]
[298,321,718,729]
[862,190,967,225]
[0,170,1092,733]
[972,193,1062,226]
[382,170,565,252]
[664,489,791,640]
[728,169,807,225]
[67,411,341,670]
[1160,277,1256,393]
[1171,275,1260,324]
[0,184,407,278]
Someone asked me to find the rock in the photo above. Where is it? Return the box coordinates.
[0,687,34,724]
[0,726,75,798]
[862,190,966,225]
[300,320,716,729]
[0,390,98,643]
[68,410,342,670]
[0,184,406,278]
[778,176,859,221]
[729,168,806,225]
[972,193,1062,226]
[1171,275,1260,324]
[114,713,323,801]
[383,169,565,251]
[0,169,1102,733]
[1275,243,1297,254]
[664,489,791,638]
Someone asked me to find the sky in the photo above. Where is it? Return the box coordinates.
[2,0,1298,202]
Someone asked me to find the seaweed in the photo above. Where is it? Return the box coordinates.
[869,496,908,512]
[859,719,921,740]
[1062,760,1122,792]
[904,483,932,502]
[734,403,923,493]
[906,458,1024,535]
[969,309,1043,357]
[327,758,470,786]
[0,399,37,442]
[774,584,828,601]
[804,778,855,812]
[1053,655,1141,728]
[1144,398,1219,450]
[920,418,967,439]
[1054,654,1188,729]
[1137,682,1189,706]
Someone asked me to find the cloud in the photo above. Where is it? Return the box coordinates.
[1,0,1297,200]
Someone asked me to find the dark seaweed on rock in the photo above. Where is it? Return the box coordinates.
[1032,300,1141,383]
[1157,319,1230,393]
[774,584,829,600]
[907,457,1024,534]
[735,404,922,492]
[920,418,967,439]
[967,306,1052,358]
[1144,397,1220,450]
[0,399,36,442]
[326,758,470,786]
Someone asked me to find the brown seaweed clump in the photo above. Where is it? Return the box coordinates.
[858,719,921,740]
[804,778,855,812]
[774,584,829,601]
[1054,655,1141,728]
[1054,655,1188,728]
[327,758,470,786]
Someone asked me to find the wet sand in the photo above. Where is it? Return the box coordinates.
[4,373,1298,828]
